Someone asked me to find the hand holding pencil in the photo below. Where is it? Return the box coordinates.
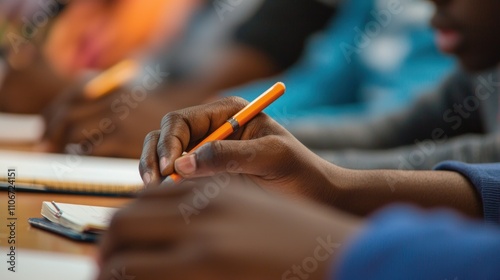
[39,59,166,158]
[139,83,339,203]
[162,82,286,186]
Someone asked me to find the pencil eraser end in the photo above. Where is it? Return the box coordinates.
[276,82,286,91]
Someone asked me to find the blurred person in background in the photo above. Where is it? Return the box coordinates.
[44,0,201,77]
[0,0,200,77]
[222,0,500,171]
[0,0,71,113]
[0,0,201,113]
[281,0,500,170]
[228,0,454,122]
[35,0,455,160]
[36,0,339,158]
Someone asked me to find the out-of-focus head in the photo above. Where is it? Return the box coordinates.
[44,0,201,78]
[429,0,500,72]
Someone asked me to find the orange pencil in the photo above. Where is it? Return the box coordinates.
[84,59,138,100]
[162,82,286,187]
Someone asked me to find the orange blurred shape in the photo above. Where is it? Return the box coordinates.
[44,0,201,78]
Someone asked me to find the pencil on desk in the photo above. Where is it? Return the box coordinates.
[161,82,286,187]
[84,59,138,100]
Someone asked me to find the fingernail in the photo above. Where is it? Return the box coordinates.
[175,154,196,176]
[142,172,152,186]
[159,157,169,175]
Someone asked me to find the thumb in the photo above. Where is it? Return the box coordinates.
[174,138,278,179]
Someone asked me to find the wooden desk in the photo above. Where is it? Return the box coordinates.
[0,191,131,257]
[0,144,135,259]
[0,143,35,152]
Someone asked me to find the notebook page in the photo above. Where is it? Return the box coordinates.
[43,201,118,231]
[0,150,143,193]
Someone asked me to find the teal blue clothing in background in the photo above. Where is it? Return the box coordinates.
[225,0,455,126]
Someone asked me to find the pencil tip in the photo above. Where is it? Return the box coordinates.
[160,176,176,188]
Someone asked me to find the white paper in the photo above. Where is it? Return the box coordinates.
[0,249,97,280]
[0,113,44,143]
[42,201,118,232]
[0,149,143,188]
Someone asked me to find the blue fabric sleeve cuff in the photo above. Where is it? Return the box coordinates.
[333,205,500,280]
[434,161,500,224]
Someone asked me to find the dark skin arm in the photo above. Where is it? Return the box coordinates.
[139,97,483,218]
[331,168,482,217]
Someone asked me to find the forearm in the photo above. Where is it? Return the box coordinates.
[319,133,500,170]
[326,165,483,218]
[289,77,462,150]
[289,111,429,150]
[289,120,395,150]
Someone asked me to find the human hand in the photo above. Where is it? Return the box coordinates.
[97,181,361,280]
[39,78,170,158]
[140,97,341,204]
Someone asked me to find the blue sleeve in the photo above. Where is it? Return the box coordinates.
[334,206,500,280]
[434,161,500,224]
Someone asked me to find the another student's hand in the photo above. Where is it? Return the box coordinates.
[97,182,361,280]
[39,81,171,159]
[140,97,342,204]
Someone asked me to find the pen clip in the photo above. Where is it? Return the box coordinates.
[51,201,63,218]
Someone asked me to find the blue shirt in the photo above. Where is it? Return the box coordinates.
[334,162,500,279]
[436,161,500,224]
